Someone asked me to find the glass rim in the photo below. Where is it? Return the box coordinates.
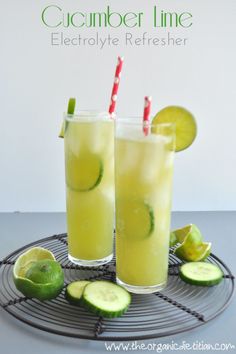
[64,110,112,121]
[116,117,175,129]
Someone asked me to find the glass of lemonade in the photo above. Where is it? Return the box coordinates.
[64,111,114,266]
[115,118,175,293]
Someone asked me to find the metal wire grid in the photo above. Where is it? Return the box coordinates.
[0,233,234,341]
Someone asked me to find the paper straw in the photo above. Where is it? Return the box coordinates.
[108,56,124,118]
[143,96,152,135]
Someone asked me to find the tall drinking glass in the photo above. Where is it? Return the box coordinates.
[64,111,114,266]
[115,119,175,293]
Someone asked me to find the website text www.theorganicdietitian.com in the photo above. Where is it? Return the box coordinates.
[104,340,235,352]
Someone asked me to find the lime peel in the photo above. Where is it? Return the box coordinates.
[170,224,211,262]
[13,247,64,301]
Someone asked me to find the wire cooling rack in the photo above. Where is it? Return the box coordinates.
[0,233,234,341]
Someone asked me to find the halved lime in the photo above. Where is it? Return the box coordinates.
[66,152,103,191]
[172,224,203,244]
[116,199,154,240]
[175,241,211,262]
[152,106,197,151]
[172,224,211,261]
[13,247,64,301]
[59,98,76,138]
[169,231,178,247]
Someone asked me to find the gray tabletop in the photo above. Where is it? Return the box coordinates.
[0,212,235,354]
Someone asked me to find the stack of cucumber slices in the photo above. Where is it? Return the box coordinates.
[65,280,131,318]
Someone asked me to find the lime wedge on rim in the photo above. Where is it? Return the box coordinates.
[59,97,76,138]
[13,247,64,301]
[152,106,197,151]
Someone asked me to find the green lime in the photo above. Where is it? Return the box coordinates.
[169,231,178,247]
[172,224,203,244]
[25,259,63,284]
[116,199,154,240]
[66,151,103,191]
[59,97,76,138]
[152,106,197,151]
[172,224,212,261]
[13,247,64,301]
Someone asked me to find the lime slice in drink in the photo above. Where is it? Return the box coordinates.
[116,200,154,240]
[152,106,197,151]
[13,247,64,301]
[66,151,103,191]
[59,98,76,138]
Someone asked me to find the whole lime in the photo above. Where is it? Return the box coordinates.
[13,247,64,301]
[25,259,63,284]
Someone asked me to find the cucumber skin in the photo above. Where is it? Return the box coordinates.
[80,281,131,318]
[80,297,130,318]
[65,288,81,305]
[65,281,91,305]
[179,264,223,287]
[65,287,84,305]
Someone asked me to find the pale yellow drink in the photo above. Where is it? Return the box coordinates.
[64,112,114,266]
[115,121,175,293]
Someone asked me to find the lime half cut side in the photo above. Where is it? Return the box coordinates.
[152,106,197,152]
[13,247,64,301]
[59,97,76,138]
[172,224,212,262]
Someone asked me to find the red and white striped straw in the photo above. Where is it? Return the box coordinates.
[108,56,124,118]
[143,96,152,135]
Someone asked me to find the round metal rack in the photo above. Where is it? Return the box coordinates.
[0,233,234,341]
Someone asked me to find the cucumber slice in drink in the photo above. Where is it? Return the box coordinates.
[80,281,131,318]
[116,200,154,240]
[59,98,76,138]
[65,280,91,305]
[179,262,223,286]
[66,152,103,191]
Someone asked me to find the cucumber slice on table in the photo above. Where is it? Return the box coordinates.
[81,281,131,318]
[116,200,154,240]
[65,280,91,305]
[179,262,223,286]
[66,152,103,192]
